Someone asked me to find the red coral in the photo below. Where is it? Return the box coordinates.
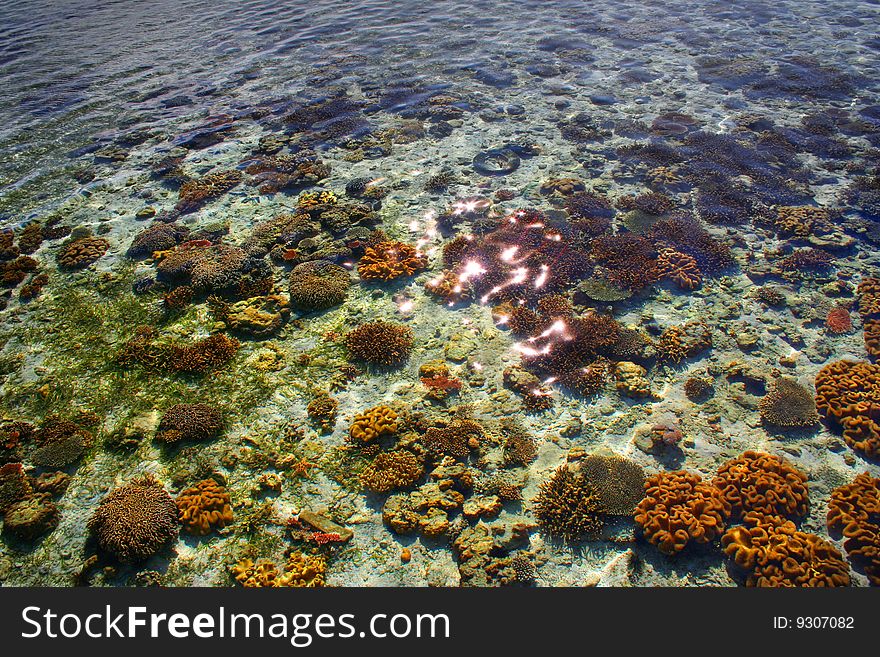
[825,305,853,334]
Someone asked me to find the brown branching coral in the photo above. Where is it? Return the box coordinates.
[590,232,658,291]
[344,321,413,366]
[119,328,239,374]
[655,321,712,363]
[56,236,109,269]
[358,241,427,281]
[722,515,851,587]
[87,474,179,563]
[771,205,834,238]
[349,406,398,444]
[156,403,223,444]
[360,451,425,493]
[534,464,603,542]
[175,478,233,535]
[500,420,537,467]
[814,360,880,459]
[635,470,731,555]
[579,453,646,516]
[175,169,242,214]
[126,223,190,258]
[713,451,809,523]
[827,472,880,585]
[648,214,735,275]
[30,415,93,468]
[758,378,819,428]
[0,462,31,512]
[655,247,702,290]
[422,419,483,460]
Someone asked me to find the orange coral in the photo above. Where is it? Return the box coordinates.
[655,321,712,363]
[635,470,731,555]
[825,305,853,334]
[857,278,880,319]
[864,318,880,358]
[713,451,809,523]
[722,514,850,587]
[358,241,427,281]
[176,170,242,214]
[827,472,880,586]
[349,406,398,443]
[175,478,233,535]
[655,247,702,290]
[814,360,880,459]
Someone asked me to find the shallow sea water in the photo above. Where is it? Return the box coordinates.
[0,0,879,587]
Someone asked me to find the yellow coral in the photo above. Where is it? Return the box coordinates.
[231,552,326,587]
[175,479,233,535]
[349,406,398,443]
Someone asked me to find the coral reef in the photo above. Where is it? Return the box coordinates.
[87,474,179,563]
[827,472,880,585]
[655,321,712,363]
[579,453,646,516]
[713,451,809,523]
[534,464,603,542]
[635,470,731,555]
[175,169,242,214]
[231,551,326,587]
[127,223,190,258]
[344,321,413,366]
[360,451,425,493]
[422,419,483,460]
[288,260,350,312]
[56,236,110,269]
[175,479,234,535]
[655,247,702,290]
[307,392,338,433]
[156,403,223,444]
[349,406,398,444]
[2,493,60,541]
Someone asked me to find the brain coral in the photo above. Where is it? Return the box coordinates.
[87,474,179,563]
[758,377,819,428]
[360,451,425,493]
[827,472,880,585]
[288,260,350,311]
[156,403,223,444]
[175,478,233,535]
[358,241,428,281]
[635,470,731,555]
[344,321,414,367]
[534,464,603,542]
[56,236,110,269]
[579,453,646,516]
[349,406,398,443]
[713,451,809,523]
[722,515,851,587]
[814,360,880,458]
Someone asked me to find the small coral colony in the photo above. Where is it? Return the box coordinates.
[2,41,880,590]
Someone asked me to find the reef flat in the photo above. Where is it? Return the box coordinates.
[1,0,880,587]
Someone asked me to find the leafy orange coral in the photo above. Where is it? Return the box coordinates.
[713,451,809,523]
[358,241,427,281]
[349,406,398,444]
[655,247,702,290]
[814,360,880,459]
[175,478,233,535]
[827,472,880,586]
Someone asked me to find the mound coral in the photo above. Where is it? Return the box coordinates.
[635,470,731,555]
[713,451,809,523]
[500,421,537,467]
[358,241,428,281]
[825,305,853,334]
[175,478,234,535]
[579,453,646,516]
[827,472,880,585]
[655,247,702,290]
[288,260,350,312]
[2,493,60,540]
[87,474,179,563]
[758,378,819,428]
[722,515,851,587]
[0,462,31,512]
[244,151,331,195]
[422,419,483,460]
[857,278,880,319]
[175,169,242,214]
[344,321,413,366]
[360,451,425,493]
[56,236,109,269]
[156,403,223,444]
[349,406,398,444]
[772,205,834,238]
[534,464,603,542]
[231,552,326,588]
[126,223,190,258]
[307,392,338,433]
[157,243,272,299]
[814,360,880,458]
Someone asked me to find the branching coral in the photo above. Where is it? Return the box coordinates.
[635,470,731,555]
[358,241,427,281]
[655,247,702,290]
[713,451,809,523]
[175,478,233,535]
[534,464,603,542]
[814,360,880,459]
[722,515,851,587]
[87,474,179,563]
[827,472,880,585]
[648,214,735,274]
[590,232,658,291]
[307,392,338,433]
[349,406,398,444]
[825,305,853,334]
[758,378,819,428]
[360,451,425,493]
[30,415,93,468]
[422,419,483,460]
[156,403,223,444]
[655,321,712,363]
[344,321,413,366]
[119,328,239,374]
[175,169,242,214]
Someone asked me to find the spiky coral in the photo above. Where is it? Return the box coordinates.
[344,321,413,367]
[534,464,603,542]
